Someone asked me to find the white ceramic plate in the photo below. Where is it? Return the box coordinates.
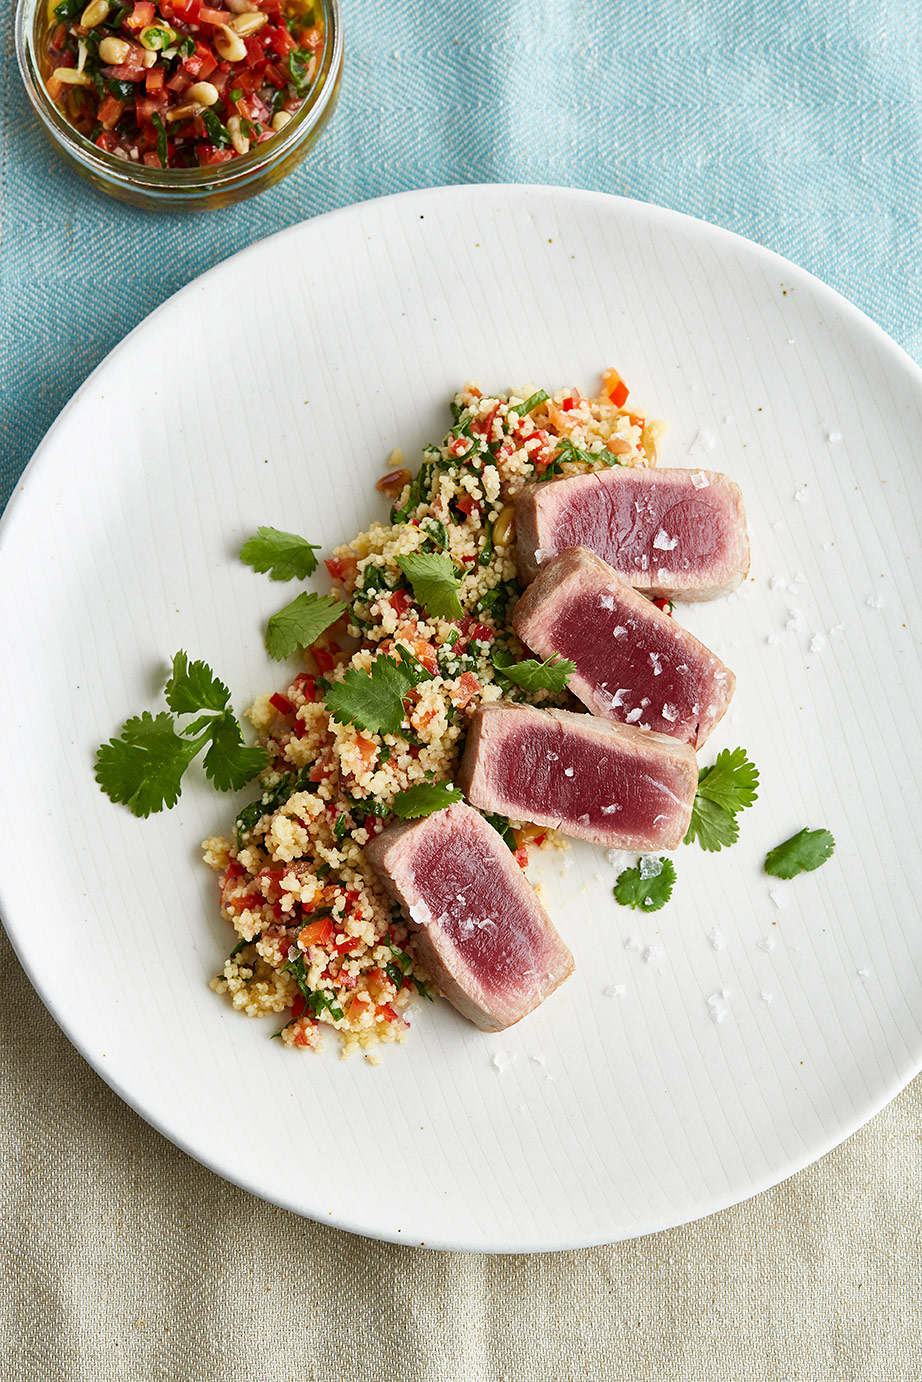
[2,185,921,1253]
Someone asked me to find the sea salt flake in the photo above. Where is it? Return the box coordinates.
[599,593,615,610]
[691,470,710,490]
[653,528,678,551]
[600,803,621,815]
[533,548,554,566]
[857,968,870,979]
[770,575,788,591]
[602,983,626,998]
[786,608,805,632]
[706,992,730,1024]
[491,1050,516,1073]
[625,936,644,954]
[661,703,678,722]
[639,855,663,879]
[769,889,786,908]
[826,431,843,442]
[563,766,574,777]
[707,926,725,951]
[612,625,627,639]
[794,487,808,502]
[761,992,773,1004]
[867,594,883,609]
[625,707,643,723]
[643,945,664,965]
[810,633,826,653]
[757,936,776,952]
[649,652,662,676]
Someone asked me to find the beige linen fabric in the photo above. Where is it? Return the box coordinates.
[3,925,921,1382]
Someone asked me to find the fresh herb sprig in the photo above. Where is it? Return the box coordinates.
[684,747,759,852]
[324,647,432,736]
[95,651,269,817]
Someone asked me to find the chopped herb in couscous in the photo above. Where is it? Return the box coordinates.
[204,370,666,1058]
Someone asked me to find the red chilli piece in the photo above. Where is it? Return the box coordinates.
[269,692,295,717]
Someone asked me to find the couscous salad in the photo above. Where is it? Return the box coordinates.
[202,372,665,1057]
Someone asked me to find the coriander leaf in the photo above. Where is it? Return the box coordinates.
[95,711,207,818]
[151,112,168,169]
[392,781,464,820]
[695,747,759,815]
[165,650,230,715]
[239,526,321,581]
[684,747,758,852]
[490,648,575,692]
[201,711,269,792]
[613,857,676,912]
[324,650,425,736]
[265,592,346,660]
[553,437,623,469]
[764,828,836,880]
[683,795,739,852]
[395,551,463,620]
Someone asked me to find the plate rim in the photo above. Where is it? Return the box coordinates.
[3,181,922,1253]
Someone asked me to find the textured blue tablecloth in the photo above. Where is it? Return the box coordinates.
[2,0,921,510]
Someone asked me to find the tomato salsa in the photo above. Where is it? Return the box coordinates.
[40,0,323,167]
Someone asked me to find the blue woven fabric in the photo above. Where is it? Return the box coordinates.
[3,0,921,509]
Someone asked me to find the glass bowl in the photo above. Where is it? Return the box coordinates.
[15,0,342,209]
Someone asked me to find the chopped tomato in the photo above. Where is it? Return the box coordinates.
[324,554,358,584]
[652,598,673,616]
[354,735,378,769]
[225,859,246,881]
[513,847,529,869]
[603,367,630,409]
[298,24,323,49]
[378,1003,405,1024]
[292,672,317,700]
[96,95,124,128]
[300,917,334,947]
[290,993,307,1022]
[197,4,230,20]
[270,692,295,716]
[123,0,156,27]
[313,646,336,675]
[195,144,234,165]
[389,587,413,617]
[455,671,481,708]
[144,66,164,92]
[452,493,477,518]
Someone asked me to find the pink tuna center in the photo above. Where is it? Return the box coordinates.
[488,722,684,836]
[409,826,546,995]
[548,588,703,742]
[553,484,724,573]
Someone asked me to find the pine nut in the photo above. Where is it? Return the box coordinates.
[492,505,516,547]
[187,81,219,106]
[52,66,94,84]
[230,10,267,35]
[166,101,204,121]
[98,35,130,62]
[226,114,250,155]
[213,23,247,61]
[271,110,292,131]
[80,0,109,26]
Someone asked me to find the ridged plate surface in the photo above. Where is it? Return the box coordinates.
[1,185,920,1251]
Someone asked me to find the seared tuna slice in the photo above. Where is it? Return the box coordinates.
[514,465,749,600]
[512,546,735,747]
[459,703,697,851]
[365,802,573,1033]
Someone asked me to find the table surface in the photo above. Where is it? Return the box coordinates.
[2,0,922,1376]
